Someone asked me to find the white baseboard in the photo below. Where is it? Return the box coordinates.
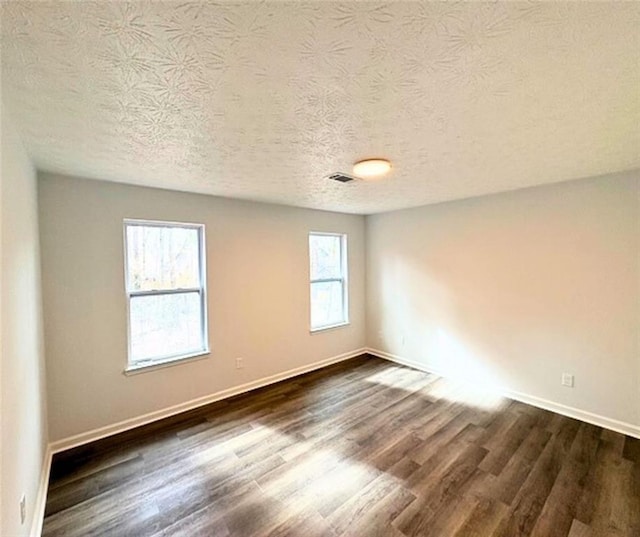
[30,446,52,537]
[367,347,640,440]
[32,345,637,537]
[31,348,365,536]
[50,348,367,454]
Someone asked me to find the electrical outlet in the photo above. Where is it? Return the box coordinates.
[236,357,244,369]
[561,373,574,388]
[20,494,26,525]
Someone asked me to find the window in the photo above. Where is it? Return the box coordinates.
[309,232,348,331]
[124,220,208,371]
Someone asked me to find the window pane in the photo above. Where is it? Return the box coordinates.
[311,281,345,328]
[310,234,342,280]
[130,292,204,362]
[126,225,200,291]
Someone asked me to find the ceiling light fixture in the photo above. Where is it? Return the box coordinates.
[352,158,392,179]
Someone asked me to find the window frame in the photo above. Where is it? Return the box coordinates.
[123,218,209,373]
[309,231,349,332]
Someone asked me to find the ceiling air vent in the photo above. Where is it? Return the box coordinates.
[326,172,357,183]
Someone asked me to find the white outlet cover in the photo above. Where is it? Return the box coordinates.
[561,374,574,388]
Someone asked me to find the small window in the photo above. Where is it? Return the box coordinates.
[309,232,348,331]
[124,220,208,371]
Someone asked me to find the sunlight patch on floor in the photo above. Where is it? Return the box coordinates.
[364,368,428,390]
[257,442,375,519]
[426,376,509,411]
[192,423,280,464]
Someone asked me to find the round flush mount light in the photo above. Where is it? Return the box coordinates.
[352,158,392,179]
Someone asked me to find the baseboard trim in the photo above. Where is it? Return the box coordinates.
[30,445,52,537]
[50,348,367,455]
[367,347,640,440]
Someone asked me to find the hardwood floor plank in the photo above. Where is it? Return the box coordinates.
[567,519,592,537]
[43,355,640,537]
[630,456,640,536]
[529,422,601,537]
[326,475,414,535]
[453,495,509,537]
[575,432,633,535]
[622,436,640,463]
[395,443,489,536]
[262,507,335,537]
[487,426,552,506]
[150,480,261,537]
[406,407,470,464]
[479,412,536,476]
[492,418,580,537]
[45,454,145,517]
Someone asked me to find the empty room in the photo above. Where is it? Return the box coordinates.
[1,1,639,536]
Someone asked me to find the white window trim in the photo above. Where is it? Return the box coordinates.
[309,231,349,333]
[123,218,209,374]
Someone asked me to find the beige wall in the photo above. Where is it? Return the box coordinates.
[367,172,640,427]
[39,174,366,442]
[1,112,48,536]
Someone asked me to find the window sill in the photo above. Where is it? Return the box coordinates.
[310,321,350,334]
[124,350,210,376]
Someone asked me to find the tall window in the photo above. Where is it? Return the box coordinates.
[124,220,208,370]
[309,232,348,331]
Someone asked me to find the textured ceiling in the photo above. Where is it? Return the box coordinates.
[1,2,639,214]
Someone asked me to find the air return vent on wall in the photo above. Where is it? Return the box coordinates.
[326,172,357,183]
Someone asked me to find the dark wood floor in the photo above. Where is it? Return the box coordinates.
[43,355,640,537]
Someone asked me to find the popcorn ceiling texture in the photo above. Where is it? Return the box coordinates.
[1,1,639,214]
